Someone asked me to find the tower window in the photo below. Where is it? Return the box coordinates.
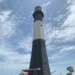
[45,63,47,66]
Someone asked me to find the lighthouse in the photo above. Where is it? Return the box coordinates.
[29,6,51,75]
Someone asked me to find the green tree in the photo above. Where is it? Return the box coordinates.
[66,66,74,75]
[67,73,72,75]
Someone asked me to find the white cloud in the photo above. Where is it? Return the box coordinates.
[48,45,75,60]
[0,44,14,56]
[0,10,12,22]
[54,14,65,22]
[0,10,18,38]
[0,10,32,68]
[44,23,55,44]
[0,37,31,65]
[0,10,20,58]
[54,60,75,65]
[44,0,75,45]
[0,10,21,64]
[19,36,32,52]
[0,48,30,75]
[5,53,31,64]
[0,0,3,2]
[63,2,75,25]
[67,0,71,4]
[0,42,31,64]
[49,52,69,59]
[0,35,31,74]
[42,1,51,14]
[0,43,31,71]
[60,45,75,53]
[58,1,75,41]
[56,27,75,42]
[42,1,51,7]
[0,0,6,3]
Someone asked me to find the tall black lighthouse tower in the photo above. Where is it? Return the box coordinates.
[29,6,51,75]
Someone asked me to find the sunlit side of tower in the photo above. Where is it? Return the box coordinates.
[29,6,51,75]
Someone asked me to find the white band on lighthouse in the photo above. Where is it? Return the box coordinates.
[33,20,45,40]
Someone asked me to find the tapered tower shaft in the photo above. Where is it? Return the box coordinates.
[29,6,51,75]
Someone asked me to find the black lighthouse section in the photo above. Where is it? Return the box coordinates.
[33,6,44,21]
[29,39,51,75]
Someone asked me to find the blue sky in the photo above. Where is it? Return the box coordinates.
[0,0,75,75]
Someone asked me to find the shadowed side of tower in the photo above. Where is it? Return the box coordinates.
[29,6,51,75]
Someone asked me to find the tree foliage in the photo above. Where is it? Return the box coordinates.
[67,66,74,73]
[66,66,74,75]
[67,73,72,75]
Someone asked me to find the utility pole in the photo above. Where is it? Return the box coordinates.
[51,70,56,74]
[1,61,4,75]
